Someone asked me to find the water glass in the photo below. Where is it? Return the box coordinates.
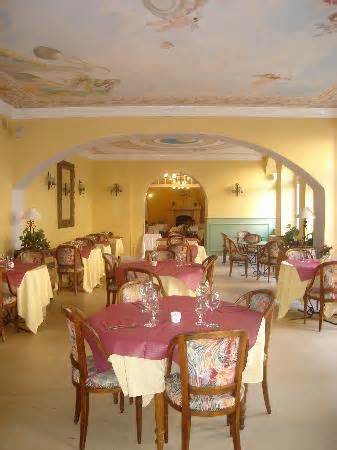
[144,290,160,328]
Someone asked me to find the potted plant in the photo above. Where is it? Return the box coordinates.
[19,226,50,251]
[283,224,301,248]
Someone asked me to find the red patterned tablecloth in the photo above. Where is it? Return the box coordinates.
[5,262,40,290]
[287,258,321,281]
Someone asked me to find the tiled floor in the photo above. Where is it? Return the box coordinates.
[1,262,337,450]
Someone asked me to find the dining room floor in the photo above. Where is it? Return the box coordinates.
[1,261,336,450]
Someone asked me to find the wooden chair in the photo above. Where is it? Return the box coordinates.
[116,278,165,303]
[236,231,249,244]
[285,248,314,260]
[0,269,19,342]
[303,261,337,332]
[146,250,176,262]
[235,289,275,414]
[240,233,261,264]
[75,237,95,250]
[16,249,45,265]
[56,245,84,294]
[62,305,142,449]
[256,241,280,283]
[102,253,118,306]
[170,243,192,264]
[221,233,229,264]
[201,255,218,288]
[164,330,248,450]
[227,238,248,278]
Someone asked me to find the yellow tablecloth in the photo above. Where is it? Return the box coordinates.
[159,275,196,297]
[111,238,124,257]
[16,265,53,334]
[277,262,337,319]
[82,247,105,293]
[108,318,265,407]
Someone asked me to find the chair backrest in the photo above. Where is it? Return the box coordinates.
[258,241,280,263]
[56,245,83,268]
[116,279,163,303]
[244,233,261,244]
[227,238,243,258]
[62,305,106,384]
[235,289,275,354]
[285,248,314,260]
[147,250,176,262]
[167,234,187,247]
[170,243,192,263]
[237,231,249,243]
[17,250,45,265]
[124,267,166,295]
[166,330,248,412]
[221,233,230,251]
[307,261,337,301]
[75,237,94,249]
[103,253,117,280]
[201,255,218,286]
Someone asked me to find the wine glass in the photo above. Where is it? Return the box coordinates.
[144,290,160,328]
[139,281,154,312]
[195,295,207,326]
[203,291,221,329]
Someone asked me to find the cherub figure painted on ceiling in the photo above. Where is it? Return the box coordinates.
[144,0,208,31]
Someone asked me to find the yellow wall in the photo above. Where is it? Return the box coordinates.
[0,116,336,251]
[24,156,94,247]
[91,159,276,254]
[0,126,13,253]
[280,166,296,234]
[146,186,205,225]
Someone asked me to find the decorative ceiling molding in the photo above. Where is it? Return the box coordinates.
[1,101,337,120]
[82,152,261,161]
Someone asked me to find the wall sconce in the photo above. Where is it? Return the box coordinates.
[78,180,86,195]
[47,171,56,190]
[231,183,244,196]
[110,183,122,196]
[63,182,71,197]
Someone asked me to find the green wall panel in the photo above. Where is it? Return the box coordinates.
[206,218,276,255]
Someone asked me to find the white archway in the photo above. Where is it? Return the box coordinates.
[12,133,325,250]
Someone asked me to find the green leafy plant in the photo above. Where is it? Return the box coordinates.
[283,224,301,248]
[320,244,332,257]
[19,227,50,250]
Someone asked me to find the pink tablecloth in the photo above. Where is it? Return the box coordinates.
[87,296,263,373]
[5,262,40,290]
[287,258,321,281]
[115,260,203,291]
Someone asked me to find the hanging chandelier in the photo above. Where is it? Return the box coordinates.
[163,172,193,190]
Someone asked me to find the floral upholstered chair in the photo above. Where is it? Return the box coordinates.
[117,278,165,303]
[164,330,248,450]
[0,269,19,342]
[103,253,118,306]
[235,289,275,414]
[236,231,249,244]
[227,238,249,278]
[170,243,192,264]
[285,248,314,260]
[303,261,337,331]
[201,255,218,289]
[56,245,84,294]
[256,241,280,283]
[62,305,142,449]
[17,250,45,265]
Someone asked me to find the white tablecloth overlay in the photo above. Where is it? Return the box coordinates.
[277,261,337,319]
[82,247,105,293]
[16,265,53,334]
[108,318,265,407]
[194,245,207,264]
[141,233,162,258]
[111,238,124,257]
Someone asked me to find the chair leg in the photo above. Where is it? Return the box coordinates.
[120,391,124,413]
[181,411,191,450]
[303,295,308,324]
[232,409,242,450]
[267,265,270,283]
[74,272,78,295]
[262,362,272,414]
[106,289,111,307]
[256,262,260,280]
[318,301,324,332]
[135,396,142,444]
[113,392,118,404]
[129,397,134,405]
[229,260,233,277]
[74,385,81,424]
[79,391,89,450]
[58,272,62,292]
[228,414,233,437]
[112,291,117,305]
[245,261,248,278]
[164,397,168,443]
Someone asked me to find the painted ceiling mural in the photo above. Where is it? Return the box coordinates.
[1,0,337,108]
[82,134,260,160]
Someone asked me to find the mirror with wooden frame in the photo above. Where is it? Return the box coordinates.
[57,160,75,228]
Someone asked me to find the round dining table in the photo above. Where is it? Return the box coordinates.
[115,259,204,296]
[87,296,265,449]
